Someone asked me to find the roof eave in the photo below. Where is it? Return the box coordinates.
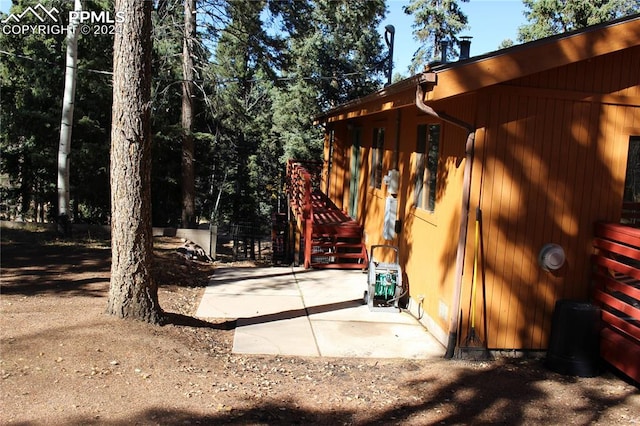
[314,73,437,125]
[314,13,640,124]
[428,13,640,100]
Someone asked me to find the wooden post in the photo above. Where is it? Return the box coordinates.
[303,172,312,268]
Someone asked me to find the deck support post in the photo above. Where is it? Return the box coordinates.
[303,174,313,269]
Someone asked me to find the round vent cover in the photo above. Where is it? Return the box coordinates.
[539,244,566,271]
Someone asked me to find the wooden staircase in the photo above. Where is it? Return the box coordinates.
[285,160,368,270]
[309,222,368,270]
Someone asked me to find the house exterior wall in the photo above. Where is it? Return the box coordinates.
[322,43,640,351]
[324,102,474,344]
[395,109,470,343]
[324,125,352,213]
[462,47,640,350]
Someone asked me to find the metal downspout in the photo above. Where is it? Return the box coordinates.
[415,84,476,359]
[394,109,401,170]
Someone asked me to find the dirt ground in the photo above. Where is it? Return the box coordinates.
[1,229,639,425]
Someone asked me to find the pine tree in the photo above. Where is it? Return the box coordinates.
[208,0,279,224]
[270,0,387,163]
[181,0,197,228]
[107,0,162,323]
[149,0,185,227]
[403,0,469,74]
[1,0,113,223]
[518,0,640,42]
[70,0,114,223]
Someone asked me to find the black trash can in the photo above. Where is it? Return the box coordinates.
[546,299,601,377]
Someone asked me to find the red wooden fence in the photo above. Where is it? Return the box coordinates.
[592,222,640,383]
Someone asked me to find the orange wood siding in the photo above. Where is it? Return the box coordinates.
[427,19,639,101]
[464,55,639,349]
[510,47,640,104]
[399,114,469,337]
[360,113,391,252]
[321,30,639,351]
[327,127,344,210]
[353,103,474,339]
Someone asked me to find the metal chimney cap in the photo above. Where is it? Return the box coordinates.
[459,36,472,60]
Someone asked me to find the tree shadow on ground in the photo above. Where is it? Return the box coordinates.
[162,312,236,330]
[52,358,640,425]
[0,230,218,296]
[162,297,363,331]
[0,276,109,297]
[0,237,111,297]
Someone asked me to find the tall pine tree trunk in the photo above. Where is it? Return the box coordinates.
[181,0,196,228]
[107,0,162,323]
[57,0,82,235]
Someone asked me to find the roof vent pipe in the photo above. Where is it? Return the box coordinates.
[460,36,472,60]
[440,40,449,63]
[384,25,395,87]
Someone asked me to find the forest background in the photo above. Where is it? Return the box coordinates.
[2,0,638,233]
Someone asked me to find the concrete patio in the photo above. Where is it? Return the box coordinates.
[195,266,445,359]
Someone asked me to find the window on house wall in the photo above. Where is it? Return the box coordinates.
[623,136,640,225]
[624,136,640,202]
[414,124,441,212]
[371,128,385,189]
[326,129,334,196]
[348,127,361,219]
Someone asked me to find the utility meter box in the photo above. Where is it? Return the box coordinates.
[383,196,397,240]
[383,169,400,195]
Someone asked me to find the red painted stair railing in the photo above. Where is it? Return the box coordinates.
[285,160,367,269]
